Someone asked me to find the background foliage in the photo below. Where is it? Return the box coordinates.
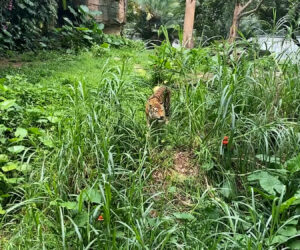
[0,0,105,54]
[0,0,57,52]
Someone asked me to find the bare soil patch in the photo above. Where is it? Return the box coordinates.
[152,150,198,184]
[173,151,198,177]
[0,58,24,68]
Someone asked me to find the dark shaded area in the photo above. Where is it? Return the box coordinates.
[56,0,83,27]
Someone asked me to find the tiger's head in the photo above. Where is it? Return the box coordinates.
[148,98,166,122]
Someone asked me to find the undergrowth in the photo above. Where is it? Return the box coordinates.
[0,39,299,249]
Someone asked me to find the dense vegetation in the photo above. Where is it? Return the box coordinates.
[1,0,299,53]
[128,0,300,43]
[0,0,300,249]
[0,34,300,248]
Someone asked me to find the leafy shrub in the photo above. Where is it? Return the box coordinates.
[0,0,57,53]
[0,2,104,54]
[91,43,110,57]
[54,5,104,51]
[104,34,145,49]
[0,74,64,215]
[149,27,212,84]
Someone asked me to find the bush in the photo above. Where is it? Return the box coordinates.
[0,2,104,54]
[0,0,57,53]
[54,5,104,51]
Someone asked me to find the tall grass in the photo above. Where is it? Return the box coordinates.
[0,33,299,249]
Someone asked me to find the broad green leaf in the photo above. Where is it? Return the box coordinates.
[8,145,25,154]
[2,162,18,172]
[25,0,34,7]
[60,201,77,210]
[3,30,12,37]
[0,99,16,110]
[15,128,28,138]
[280,197,297,213]
[28,127,42,135]
[74,211,89,227]
[76,27,90,31]
[47,116,60,123]
[248,171,285,196]
[63,17,73,26]
[0,124,8,135]
[220,179,235,199]
[9,137,23,143]
[0,205,5,215]
[49,199,57,206]
[68,6,78,17]
[0,172,7,181]
[271,235,289,245]
[84,189,101,204]
[271,226,299,245]
[173,212,195,221]
[83,35,93,40]
[7,177,24,184]
[286,219,299,225]
[278,226,298,237]
[39,135,54,148]
[279,190,300,213]
[0,154,8,163]
[288,240,300,249]
[285,154,300,174]
[0,83,9,92]
[165,61,172,69]
[17,163,32,172]
[251,187,275,200]
[37,119,48,124]
[79,5,89,13]
[100,43,110,48]
[98,23,104,30]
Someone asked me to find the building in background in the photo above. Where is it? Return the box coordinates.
[57,0,127,34]
[86,0,127,34]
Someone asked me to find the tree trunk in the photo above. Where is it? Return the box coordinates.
[118,0,127,24]
[228,0,264,43]
[183,0,196,48]
[229,3,243,43]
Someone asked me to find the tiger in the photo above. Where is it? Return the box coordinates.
[145,86,171,126]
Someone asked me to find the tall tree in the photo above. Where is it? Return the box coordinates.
[118,0,127,24]
[229,0,264,42]
[183,0,196,48]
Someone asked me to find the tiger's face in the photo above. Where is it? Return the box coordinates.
[148,99,166,122]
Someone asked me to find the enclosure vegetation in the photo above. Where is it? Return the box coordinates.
[0,34,300,248]
[0,0,300,249]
